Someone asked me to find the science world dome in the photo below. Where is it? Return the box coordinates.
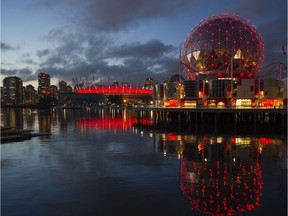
[181,13,264,79]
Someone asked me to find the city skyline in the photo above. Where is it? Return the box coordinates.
[1,0,287,87]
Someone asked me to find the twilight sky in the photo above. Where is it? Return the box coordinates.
[1,0,287,87]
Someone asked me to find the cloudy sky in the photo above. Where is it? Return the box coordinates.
[1,0,287,87]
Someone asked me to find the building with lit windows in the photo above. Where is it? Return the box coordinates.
[49,85,58,95]
[2,76,23,105]
[180,78,284,108]
[38,72,50,95]
[24,84,36,105]
[154,13,286,108]
[59,81,68,92]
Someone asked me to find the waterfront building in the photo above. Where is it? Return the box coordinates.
[38,72,50,95]
[153,13,286,108]
[283,78,287,106]
[181,78,284,108]
[24,84,36,105]
[0,87,4,104]
[162,74,185,107]
[59,81,67,92]
[153,83,164,106]
[49,85,58,95]
[2,76,23,105]
[66,85,73,93]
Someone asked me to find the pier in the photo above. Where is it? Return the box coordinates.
[134,107,287,135]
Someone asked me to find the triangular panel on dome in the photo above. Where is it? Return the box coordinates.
[234,49,244,59]
[186,52,194,61]
[192,50,201,60]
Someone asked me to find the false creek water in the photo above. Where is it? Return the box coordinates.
[1,107,287,216]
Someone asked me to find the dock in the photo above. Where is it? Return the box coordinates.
[133,107,287,135]
[1,126,52,143]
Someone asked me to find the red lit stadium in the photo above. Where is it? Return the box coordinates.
[181,13,264,79]
[72,84,153,106]
[76,85,152,95]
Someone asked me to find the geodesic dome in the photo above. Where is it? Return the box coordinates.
[181,13,264,79]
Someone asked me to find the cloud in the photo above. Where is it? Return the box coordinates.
[4,0,285,86]
[37,42,178,85]
[35,24,179,85]
[231,0,287,65]
[1,68,36,82]
[37,49,50,58]
[80,0,197,32]
[107,39,176,59]
[35,0,198,33]
[1,42,20,51]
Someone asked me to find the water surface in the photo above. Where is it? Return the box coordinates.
[1,108,287,216]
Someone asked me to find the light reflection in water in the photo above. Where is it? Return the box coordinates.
[180,160,263,215]
[77,114,137,132]
[145,132,284,216]
[1,107,286,216]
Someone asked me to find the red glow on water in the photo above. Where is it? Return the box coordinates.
[167,133,179,141]
[75,85,153,95]
[78,116,137,130]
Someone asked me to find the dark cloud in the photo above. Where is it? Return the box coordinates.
[37,49,50,58]
[1,42,20,51]
[80,0,197,32]
[231,0,287,66]
[35,0,198,33]
[35,24,179,85]
[37,41,178,85]
[3,0,285,86]
[38,28,87,68]
[107,39,176,59]
[1,68,36,82]
[20,53,38,66]
[84,34,114,62]
[232,0,286,21]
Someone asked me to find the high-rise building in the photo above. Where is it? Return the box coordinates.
[24,84,36,105]
[66,85,73,93]
[49,85,58,95]
[3,76,23,105]
[38,73,50,94]
[59,81,67,92]
[0,87,4,104]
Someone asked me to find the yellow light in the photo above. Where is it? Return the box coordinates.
[217,137,223,143]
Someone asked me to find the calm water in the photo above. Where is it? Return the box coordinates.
[1,108,287,216]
